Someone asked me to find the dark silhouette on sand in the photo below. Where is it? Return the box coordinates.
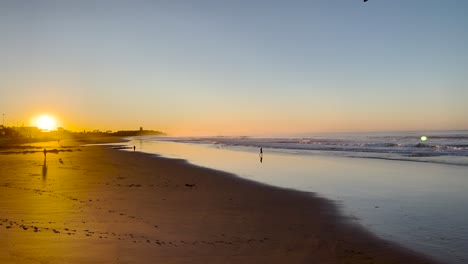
[43,149,47,160]
[134,146,136,152]
[42,157,47,181]
[259,148,263,163]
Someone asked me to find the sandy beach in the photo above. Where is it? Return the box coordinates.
[0,139,440,264]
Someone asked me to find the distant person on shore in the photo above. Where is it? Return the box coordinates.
[43,149,47,159]
[133,146,136,152]
[259,147,263,163]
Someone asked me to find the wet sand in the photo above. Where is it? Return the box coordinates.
[0,139,440,263]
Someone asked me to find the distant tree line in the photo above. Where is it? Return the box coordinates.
[0,125,165,144]
[112,130,165,137]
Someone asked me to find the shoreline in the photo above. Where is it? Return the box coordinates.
[0,139,441,263]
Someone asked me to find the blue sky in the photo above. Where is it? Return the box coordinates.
[1,0,467,135]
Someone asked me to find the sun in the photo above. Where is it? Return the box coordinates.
[33,115,58,131]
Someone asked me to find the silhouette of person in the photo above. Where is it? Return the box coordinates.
[133,146,136,152]
[43,149,47,159]
[260,147,263,154]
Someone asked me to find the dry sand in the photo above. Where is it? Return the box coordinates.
[0,139,440,263]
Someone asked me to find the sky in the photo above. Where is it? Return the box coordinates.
[1,0,467,136]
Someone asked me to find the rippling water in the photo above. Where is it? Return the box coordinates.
[157,130,468,166]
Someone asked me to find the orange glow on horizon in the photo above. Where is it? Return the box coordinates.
[30,114,59,131]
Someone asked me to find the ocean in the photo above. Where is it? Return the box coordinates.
[120,130,468,264]
[159,130,468,166]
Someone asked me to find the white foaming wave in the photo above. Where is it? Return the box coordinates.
[147,134,468,166]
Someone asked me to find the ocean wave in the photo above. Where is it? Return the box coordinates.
[151,132,468,166]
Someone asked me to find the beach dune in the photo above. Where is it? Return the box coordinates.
[0,140,439,263]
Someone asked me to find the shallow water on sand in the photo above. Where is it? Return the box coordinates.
[121,138,468,264]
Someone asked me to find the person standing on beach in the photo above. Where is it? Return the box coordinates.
[133,146,136,152]
[43,149,47,159]
[260,147,263,155]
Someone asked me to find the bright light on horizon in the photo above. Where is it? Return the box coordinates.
[31,114,58,131]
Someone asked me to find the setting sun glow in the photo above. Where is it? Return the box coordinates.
[32,115,58,131]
